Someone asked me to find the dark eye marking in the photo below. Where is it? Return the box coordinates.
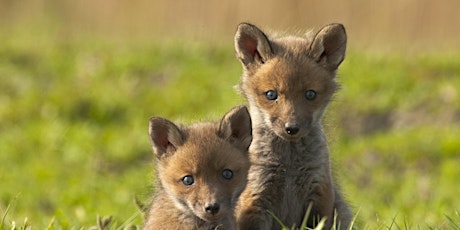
[182,175,194,186]
[305,90,317,100]
[265,90,278,100]
[222,169,233,180]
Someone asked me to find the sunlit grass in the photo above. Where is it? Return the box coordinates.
[1,31,459,229]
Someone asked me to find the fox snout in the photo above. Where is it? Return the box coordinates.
[278,121,305,140]
[199,201,226,222]
[205,202,220,215]
[285,123,300,135]
[272,106,308,140]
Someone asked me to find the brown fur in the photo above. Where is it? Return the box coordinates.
[143,105,252,230]
[234,23,352,229]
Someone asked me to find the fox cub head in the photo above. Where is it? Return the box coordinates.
[235,23,347,141]
[148,105,252,226]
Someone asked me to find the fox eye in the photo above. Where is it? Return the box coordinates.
[305,90,317,100]
[182,175,194,186]
[222,169,233,180]
[265,90,278,100]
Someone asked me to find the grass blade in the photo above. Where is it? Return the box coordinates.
[116,211,142,230]
[1,194,20,230]
[267,210,289,230]
[445,213,460,230]
[300,203,313,229]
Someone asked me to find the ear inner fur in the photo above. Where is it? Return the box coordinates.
[218,105,253,151]
[308,23,347,70]
[148,117,184,158]
[235,23,274,67]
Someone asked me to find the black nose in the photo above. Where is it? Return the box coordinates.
[285,125,299,135]
[205,203,220,215]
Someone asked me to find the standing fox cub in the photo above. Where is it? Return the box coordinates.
[144,105,252,230]
[234,23,353,229]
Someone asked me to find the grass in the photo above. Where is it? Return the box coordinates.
[1,29,459,229]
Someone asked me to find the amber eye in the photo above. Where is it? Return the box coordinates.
[305,90,317,100]
[222,169,233,180]
[265,90,278,100]
[182,175,194,186]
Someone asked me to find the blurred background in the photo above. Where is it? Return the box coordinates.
[2,0,460,49]
[1,0,459,229]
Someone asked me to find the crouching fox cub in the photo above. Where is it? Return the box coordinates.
[234,23,353,229]
[143,105,252,230]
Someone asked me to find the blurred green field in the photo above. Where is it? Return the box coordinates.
[1,29,460,229]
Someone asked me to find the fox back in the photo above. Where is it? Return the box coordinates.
[144,105,252,230]
[234,23,352,229]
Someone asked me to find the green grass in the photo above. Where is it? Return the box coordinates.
[1,31,459,229]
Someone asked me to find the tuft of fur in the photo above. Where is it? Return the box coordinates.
[143,105,252,230]
[234,23,352,230]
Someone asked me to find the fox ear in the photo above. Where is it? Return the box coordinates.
[218,105,252,151]
[234,23,274,68]
[308,23,347,71]
[148,117,185,158]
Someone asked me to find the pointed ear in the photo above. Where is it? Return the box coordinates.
[234,23,274,67]
[148,117,185,158]
[308,23,347,71]
[218,105,252,151]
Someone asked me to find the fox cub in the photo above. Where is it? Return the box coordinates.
[234,23,353,229]
[143,105,252,230]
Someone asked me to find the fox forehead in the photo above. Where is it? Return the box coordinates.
[248,57,336,96]
[163,138,247,178]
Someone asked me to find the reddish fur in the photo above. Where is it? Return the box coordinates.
[234,23,352,230]
[144,106,252,230]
